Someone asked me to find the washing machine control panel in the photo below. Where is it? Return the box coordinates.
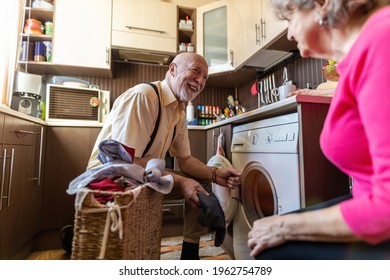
[246,122,299,153]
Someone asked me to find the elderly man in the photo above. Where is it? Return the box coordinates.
[86,53,241,259]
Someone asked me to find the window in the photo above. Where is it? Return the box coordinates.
[0,0,22,105]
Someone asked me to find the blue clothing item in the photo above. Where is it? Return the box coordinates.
[67,139,173,195]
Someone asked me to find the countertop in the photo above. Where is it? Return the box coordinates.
[188,94,333,130]
[0,104,103,127]
[1,94,332,129]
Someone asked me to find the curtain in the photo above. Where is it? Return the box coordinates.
[0,0,22,105]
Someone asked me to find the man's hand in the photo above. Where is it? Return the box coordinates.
[215,167,241,189]
[176,177,209,208]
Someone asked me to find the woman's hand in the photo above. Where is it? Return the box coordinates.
[247,215,289,257]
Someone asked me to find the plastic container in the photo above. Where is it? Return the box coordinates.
[20,41,33,61]
[178,43,186,52]
[187,43,194,53]
[42,41,52,62]
[34,42,45,62]
[45,21,53,36]
[186,101,195,123]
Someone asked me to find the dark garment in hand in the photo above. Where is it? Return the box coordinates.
[197,191,226,247]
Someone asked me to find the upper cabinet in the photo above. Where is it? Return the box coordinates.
[261,0,288,47]
[18,0,55,73]
[197,0,289,75]
[53,0,112,70]
[112,0,177,54]
[196,0,234,75]
[17,0,112,77]
[230,0,288,69]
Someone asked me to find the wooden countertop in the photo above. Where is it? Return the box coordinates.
[188,95,332,130]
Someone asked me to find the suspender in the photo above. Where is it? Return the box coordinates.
[141,83,178,158]
[142,83,160,158]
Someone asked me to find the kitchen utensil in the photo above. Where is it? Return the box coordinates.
[270,75,279,103]
[283,66,289,85]
[250,81,258,95]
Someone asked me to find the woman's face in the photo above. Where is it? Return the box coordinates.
[286,6,330,59]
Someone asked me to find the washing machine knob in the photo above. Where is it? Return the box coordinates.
[251,133,259,145]
[266,133,273,143]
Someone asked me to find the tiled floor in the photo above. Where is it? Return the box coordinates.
[27,234,231,260]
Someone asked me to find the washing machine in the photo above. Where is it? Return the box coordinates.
[207,154,238,259]
[231,112,300,260]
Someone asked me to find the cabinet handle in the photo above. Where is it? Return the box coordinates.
[261,18,266,42]
[230,49,234,67]
[106,47,110,65]
[125,25,166,34]
[255,23,261,45]
[6,149,15,208]
[38,126,44,186]
[16,129,34,135]
[0,149,6,211]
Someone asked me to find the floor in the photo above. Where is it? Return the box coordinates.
[27,234,231,260]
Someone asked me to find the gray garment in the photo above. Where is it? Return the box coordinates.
[67,139,173,195]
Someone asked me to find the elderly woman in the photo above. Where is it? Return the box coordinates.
[247,0,390,259]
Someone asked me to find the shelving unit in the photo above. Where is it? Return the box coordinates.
[18,0,54,73]
[177,6,196,53]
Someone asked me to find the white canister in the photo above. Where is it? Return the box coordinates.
[186,101,195,122]
[278,84,296,100]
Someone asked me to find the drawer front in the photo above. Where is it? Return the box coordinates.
[3,115,35,145]
[163,200,184,220]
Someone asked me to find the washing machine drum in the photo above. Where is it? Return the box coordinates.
[241,161,278,226]
[207,155,238,226]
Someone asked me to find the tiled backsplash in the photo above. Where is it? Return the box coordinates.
[69,55,326,115]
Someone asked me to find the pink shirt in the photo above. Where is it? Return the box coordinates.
[320,7,390,244]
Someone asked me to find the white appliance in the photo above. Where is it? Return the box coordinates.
[11,71,43,117]
[231,113,300,260]
[207,155,238,259]
[46,84,110,124]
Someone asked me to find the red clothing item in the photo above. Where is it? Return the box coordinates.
[320,7,390,244]
[89,177,124,204]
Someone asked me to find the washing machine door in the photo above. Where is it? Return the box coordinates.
[241,161,278,226]
[207,155,238,226]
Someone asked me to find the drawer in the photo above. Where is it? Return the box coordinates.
[163,199,184,220]
[3,115,35,145]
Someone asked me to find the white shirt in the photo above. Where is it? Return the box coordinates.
[88,80,191,169]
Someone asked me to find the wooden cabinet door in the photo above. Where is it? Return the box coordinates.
[53,0,111,69]
[112,0,177,53]
[261,0,288,46]
[206,124,232,162]
[0,145,34,259]
[188,129,207,164]
[229,0,262,68]
[41,126,101,230]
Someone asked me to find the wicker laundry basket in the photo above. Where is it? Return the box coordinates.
[71,185,164,260]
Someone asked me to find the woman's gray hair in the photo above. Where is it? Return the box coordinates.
[270,0,388,28]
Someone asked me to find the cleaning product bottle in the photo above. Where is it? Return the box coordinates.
[186,101,195,124]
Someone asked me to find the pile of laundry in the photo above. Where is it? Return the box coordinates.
[67,139,174,206]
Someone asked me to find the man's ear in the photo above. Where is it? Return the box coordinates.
[169,62,177,77]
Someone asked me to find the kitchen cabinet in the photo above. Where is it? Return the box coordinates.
[112,0,177,54]
[229,0,287,69]
[17,0,54,73]
[0,114,40,259]
[197,0,288,74]
[41,126,100,231]
[177,6,196,54]
[206,124,232,162]
[188,129,207,164]
[196,0,234,75]
[53,0,112,70]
